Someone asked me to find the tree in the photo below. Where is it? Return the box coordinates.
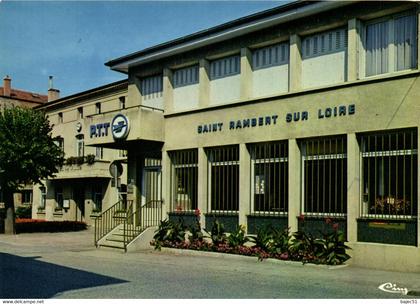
[0,107,64,234]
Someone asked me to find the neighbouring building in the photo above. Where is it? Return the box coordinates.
[35,1,420,271]
[32,80,128,225]
[0,75,50,213]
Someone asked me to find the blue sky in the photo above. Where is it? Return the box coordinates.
[0,1,286,97]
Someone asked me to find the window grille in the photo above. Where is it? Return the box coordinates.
[301,136,347,216]
[169,149,198,212]
[252,42,289,70]
[365,12,417,76]
[207,145,239,213]
[210,55,240,80]
[141,75,163,98]
[302,28,347,59]
[249,141,288,215]
[173,65,199,88]
[360,129,417,219]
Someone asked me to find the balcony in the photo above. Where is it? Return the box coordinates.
[84,105,164,147]
[54,158,110,180]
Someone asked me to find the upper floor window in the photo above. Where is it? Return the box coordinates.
[95,102,101,114]
[210,55,240,80]
[252,42,289,70]
[365,12,417,77]
[173,65,199,88]
[76,135,84,157]
[54,137,64,152]
[77,107,83,119]
[95,147,103,160]
[141,75,163,97]
[119,96,126,109]
[58,112,63,124]
[302,28,347,59]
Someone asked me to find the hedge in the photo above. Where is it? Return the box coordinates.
[15,219,87,233]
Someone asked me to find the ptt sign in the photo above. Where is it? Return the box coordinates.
[89,114,130,140]
[90,122,110,138]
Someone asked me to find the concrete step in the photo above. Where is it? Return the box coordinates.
[99,239,125,250]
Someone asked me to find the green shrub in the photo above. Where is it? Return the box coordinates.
[15,206,32,219]
[249,225,274,252]
[85,154,95,165]
[227,225,249,248]
[205,219,227,247]
[15,220,87,233]
[153,219,186,250]
[315,230,351,265]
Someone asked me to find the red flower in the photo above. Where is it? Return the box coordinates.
[298,214,305,222]
[332,223,339,230]
[194,208,201,217]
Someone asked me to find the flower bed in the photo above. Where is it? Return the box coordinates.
[15,219,87,233]
[151,210,351,265]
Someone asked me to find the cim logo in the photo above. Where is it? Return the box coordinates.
[111,114,130,140]
[378,282,408,295]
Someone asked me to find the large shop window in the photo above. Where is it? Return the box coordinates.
[360,129,418,219]
[207,146,239,213]
[365,12,417,77]
[249,141,288,215]
[169,149,198,212]
[301,136,347,216]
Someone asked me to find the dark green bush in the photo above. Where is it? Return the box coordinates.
[15,220,87,233]
[227,225,249,248]
[205,219,227,247]
[15,206,32,219]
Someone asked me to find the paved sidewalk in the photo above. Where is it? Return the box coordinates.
[1,229,419,299]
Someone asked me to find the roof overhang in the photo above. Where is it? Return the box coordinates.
[106,1,355,73]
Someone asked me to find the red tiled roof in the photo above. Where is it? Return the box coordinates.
[0,87,48,104]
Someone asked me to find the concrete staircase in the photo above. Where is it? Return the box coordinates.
[97,224,142,250]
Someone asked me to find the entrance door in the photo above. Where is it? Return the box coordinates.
[73,186,85,222]
[141,158,162,226]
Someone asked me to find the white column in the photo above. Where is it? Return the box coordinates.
[197,147,208,229]
[239,143,251,227]
[347,133,360,243]
[288,139,301,233]
[161,149,171,219]
[240,47,253,100]
[289,34,302,92]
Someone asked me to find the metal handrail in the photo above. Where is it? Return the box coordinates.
[94,199,132,246]
[123,200,163,251]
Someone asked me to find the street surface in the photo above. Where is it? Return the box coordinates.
[0,228,419,299]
